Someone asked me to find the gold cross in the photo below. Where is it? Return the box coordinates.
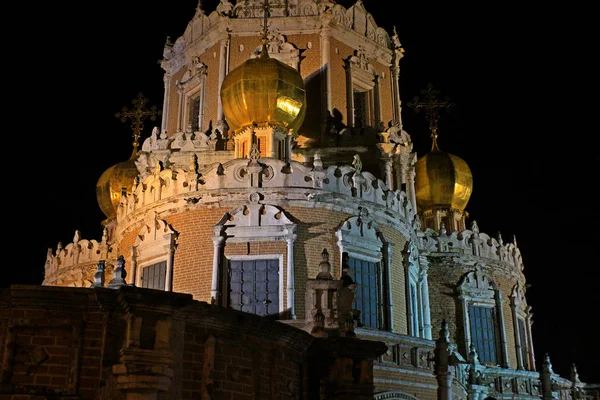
[407,83,454,149]
[115,92,161,153]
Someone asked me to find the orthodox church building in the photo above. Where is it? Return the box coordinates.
[1,1,597,399]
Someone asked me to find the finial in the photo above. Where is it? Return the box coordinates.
[313,151,323,170]
[352,154,362,172]
[469,342,480,364]
[439,221,447,236]
[259,0,271,59]
[407,83,454,151]
[115,93,162,159]
[316,248,333,279]
[471,220,479,233]
[107,255,128,288]
[249,143,260,161]
[543,353,554,373]
[571,364,582,383]
[91,260,106,288]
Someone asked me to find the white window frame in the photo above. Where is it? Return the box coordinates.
[176,59,208,133]
[336,213,391,330]
[212,199,297,318]
[344,49,382,129]
[457,267,509,367]
[131,214,178,291]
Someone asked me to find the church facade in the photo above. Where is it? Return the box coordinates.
[2,1,597,399]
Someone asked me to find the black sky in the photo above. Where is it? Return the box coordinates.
[10,0,598,383]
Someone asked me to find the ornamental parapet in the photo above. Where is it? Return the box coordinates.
[43,229,117,287]
[417,223,524,271]
[116,157,414,227]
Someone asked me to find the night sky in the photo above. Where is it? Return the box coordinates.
[10,0,597,383]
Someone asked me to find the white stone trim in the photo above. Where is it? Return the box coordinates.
[457,268,509,367]
[131,215,178,291]
[336,213,393,329]
[212,202,297,317]
[374,390,423,400]
[510,283,534,370]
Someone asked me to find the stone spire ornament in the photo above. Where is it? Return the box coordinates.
[316,248,333,280]
[107,255,128,288]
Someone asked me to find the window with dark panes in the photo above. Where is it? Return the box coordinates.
[353,89,368,128]
[469,305,499,364]
[229,259,279,318]
[348,257,379,329]
[141,261,167,290]
[189,96,201,131]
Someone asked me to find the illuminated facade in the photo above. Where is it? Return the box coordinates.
[30,1,597,399]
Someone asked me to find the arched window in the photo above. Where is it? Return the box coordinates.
[457,267,509,367]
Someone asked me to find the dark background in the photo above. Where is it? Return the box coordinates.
[9,0,598,383]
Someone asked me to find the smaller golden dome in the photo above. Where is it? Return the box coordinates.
[220,47,306,133]
[96,153,138,219]
[415,139,473,212]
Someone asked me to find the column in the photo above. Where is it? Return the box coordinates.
[390,58,402,127]
[165,240,174,292]
[434,321,454,400]
[198,71,207,132]
[161,74,171,134]
[373,75,382,128]
[495,291,510,368]
[385,245,394,331]
[176,84,184,132]
[421,268,432,339]
[510,301,524,370]
[211,236,224,303]
[285,133,293,164]
[526,310,536,371]
[217,36,229,122]
[130,247,138,287]
[407,167,417,213]
[382,157,393,189]
[286,235,297,319]
[461,297,470,350]
[320,29,332,120]
[344,60,354,127]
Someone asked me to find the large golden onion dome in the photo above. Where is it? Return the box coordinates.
[96,151,138,219]
[415,137,473,212]
[220,44,306,133]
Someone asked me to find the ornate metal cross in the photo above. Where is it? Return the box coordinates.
[115,92,161,153]
[407,83,453,147]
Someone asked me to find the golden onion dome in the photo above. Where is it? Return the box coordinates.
[96,152,138,219]
[220,46,306,133]
[414,138,473,212]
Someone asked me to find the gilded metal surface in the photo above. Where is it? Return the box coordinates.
[415,149,473,211]
[96,157,138,219]
[220,55,306,133]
